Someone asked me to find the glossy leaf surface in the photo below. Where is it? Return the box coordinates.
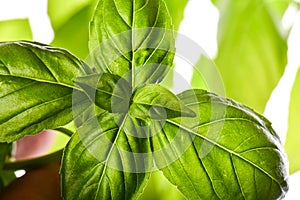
[0,41,91,142]
[89,0,175,88]
[61,107,151,199]
[152,89,289,199]
[130,84,195,119]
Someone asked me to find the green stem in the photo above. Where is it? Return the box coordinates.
[54,127,74,137]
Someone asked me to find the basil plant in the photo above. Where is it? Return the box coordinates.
[0,0,288,199]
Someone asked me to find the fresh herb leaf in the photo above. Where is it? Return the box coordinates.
[61,110,151,200]
[152,89,289,199]
[74,73,131,113]
[0,41,92,142]
[89,0,175,88]
[130,84,195,119]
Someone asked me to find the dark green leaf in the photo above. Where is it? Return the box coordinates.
[214,0,287,112]
[61,106,152,199]
[0,143,14,191]
[0,41,91,142]
[285,67,300,174]
[0,170,15,191]
[130,84,195,119]
[151,89,288,199]
[0,143,11,169]
[74,73,131,113]
[89,0,175,88]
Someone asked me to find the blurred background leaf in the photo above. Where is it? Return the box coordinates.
[138,171,184,200]
[48,0,97,59]
[213,0,288,113]
[164,0,189,31]
[285,67,300,174]
[266,0,292,17]
[0,19,32,42]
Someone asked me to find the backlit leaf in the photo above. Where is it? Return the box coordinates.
[285,67,300,174]
[152,89,289,199]
[0,41,92,142]
[214,0,287,113]
[62,101,152,199]
[89,0,175,88]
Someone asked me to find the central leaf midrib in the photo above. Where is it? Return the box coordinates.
[95,114,129,200]
[0,92,73,128]
[0,73,82,91]
[131,0,136,91]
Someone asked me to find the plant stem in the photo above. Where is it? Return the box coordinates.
[54,127,74,137]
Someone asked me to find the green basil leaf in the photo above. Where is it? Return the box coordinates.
[130,84,195,119]
[61,109,151,199]
[151,89,288,199]
[214,0,287,112]
[285,68,300,174]
[89,0,175,88]
[0,41,91,142]
[75,73,131,113]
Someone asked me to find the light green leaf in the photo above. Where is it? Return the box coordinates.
[164,0,189,30]
[214,0,287,113]
[61,107,151,199]
[213,0,291,17]
[0,19,32,42]
[285,67,300,174]
[49,0,98,59]
[152,89,288,199]
[89,0,175,88]
[0,41,92,142]
[138,170,185,200]
[130,84,195,119]
[265,0,291,17]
